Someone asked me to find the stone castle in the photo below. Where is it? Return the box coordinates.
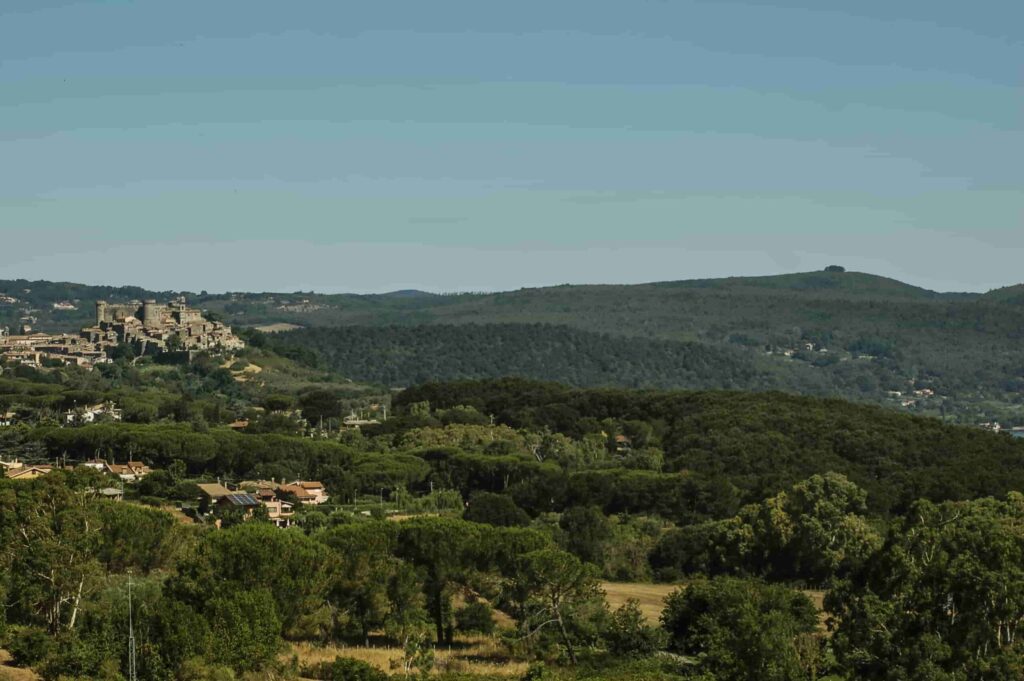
[1,297,243,368]
[82,297,244,355]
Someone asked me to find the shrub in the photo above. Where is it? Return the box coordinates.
[603,600,666,657]
[463,491,530,527]
[662,577,819,681]
[6,625,55,666]
[303,656,387,681]
[455,601,496,635]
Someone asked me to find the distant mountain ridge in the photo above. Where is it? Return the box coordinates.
[651,271,981,300]
[981,284,1024,305]
[3,270,1023,424]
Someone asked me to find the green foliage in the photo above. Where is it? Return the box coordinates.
[600,516,662,582]
[602,600,666,658]
[167,522,336,641]
[304,656,388,681]
[661,577,821,681]
[463,491,530,527]
[6,358,1024,681]
[399,379,1024,516]
[652,473,882,584]
[239,269,1024,417]
[0,470,104,634]
[390,631,435,678]
[317,522,400,641]
[299,389,342,424]
[827,493,1024,680]
[5,625,55,666]
[153,597,215,672]
[207,588,282,671]
[510,548,606,665]
[455,601,496,635]
[270,323,782,392]
[558,507,613,566]
[21,422,432,498]
[95,499,180,573]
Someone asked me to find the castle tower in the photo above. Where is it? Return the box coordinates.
[142,300,160,329]
[95,300,108,325]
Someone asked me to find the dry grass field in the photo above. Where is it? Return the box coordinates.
[290,637,529,678]
[252,323,305,333]
[601,581,677,622]
[600,582,828,628]
[0,650,40,681]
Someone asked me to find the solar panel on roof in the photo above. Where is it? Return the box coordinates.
[223,493,259,506]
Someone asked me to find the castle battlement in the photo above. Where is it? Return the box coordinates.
[86,296,244,355]
[1,297,243,369]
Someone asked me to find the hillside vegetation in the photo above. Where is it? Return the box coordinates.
[5,351,1024,680]
[4,270,1024,423]
[265,323,817,391]
[394,378,1024,515]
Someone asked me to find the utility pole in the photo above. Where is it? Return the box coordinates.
[127,571,137,681]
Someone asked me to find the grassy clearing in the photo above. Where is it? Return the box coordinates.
[601,582,676,623]
[601,582,828,628]
[0,650,40,681]
[252,323,306,333]
[236,349,378,395]
[289,636,529,678]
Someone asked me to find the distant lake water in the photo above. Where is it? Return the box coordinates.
[1012,431,1024,439]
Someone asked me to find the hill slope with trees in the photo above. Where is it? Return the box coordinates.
[5,269,1024,423]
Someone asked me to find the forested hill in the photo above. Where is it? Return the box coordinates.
[393,378,1024,514]
[5,270,1024,422]
[981,284,1024,305]
[263,323,818,391]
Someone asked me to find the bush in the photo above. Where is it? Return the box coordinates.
[662,577,819,681]
[303,656,388,681]
[603,600,666,657]
[463,491,530,527]
[455,601,496,635]
[6,625,55,666]
[520,662,555,680]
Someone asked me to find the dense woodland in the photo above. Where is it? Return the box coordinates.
[4,270,1024,423]
[4,348,1024,680]
[260,324,797,391]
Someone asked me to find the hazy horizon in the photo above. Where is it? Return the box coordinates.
[0,262,1019,298]
[2,1,1021,293]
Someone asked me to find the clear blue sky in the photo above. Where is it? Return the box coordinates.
[1,0,1021,293]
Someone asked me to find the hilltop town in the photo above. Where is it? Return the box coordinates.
[0,297,243,368]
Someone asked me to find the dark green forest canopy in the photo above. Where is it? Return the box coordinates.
[17,423,430,498]
[394,379,1024,514]
[264,323,794,391]
[5,270,1024,422]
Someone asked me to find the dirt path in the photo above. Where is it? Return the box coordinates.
[0,650,40,681]
[252,323,305,333]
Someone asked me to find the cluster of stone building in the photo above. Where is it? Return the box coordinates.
[0,328,108,368]
[0,297,243,369]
